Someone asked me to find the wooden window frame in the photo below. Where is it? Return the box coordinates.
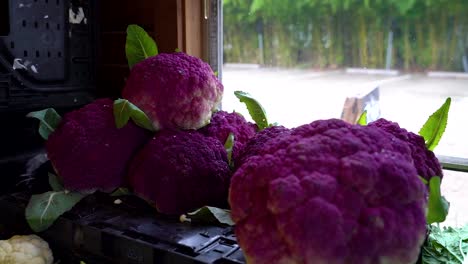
[155,0,221,74]
[155,0,207,61]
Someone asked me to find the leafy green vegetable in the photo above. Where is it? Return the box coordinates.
[224,133,235,168]
[184,206,234,226]
[113,99,131,128]
[113,99,155,131]
[110,188,131,197]
[48,173,63,192]
[26,191,86,232]
[419,97,451,151]
[356,110,367,125]
[422,224,468,264]
[426,176,449,224]
[127,102,155,131]
[234,91,269,130]
[126,24,158,68]
[26,108,62,140]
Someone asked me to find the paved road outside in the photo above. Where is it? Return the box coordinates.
[222,65,468,227]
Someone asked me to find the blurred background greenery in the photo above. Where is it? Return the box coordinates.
[223,0,468,72]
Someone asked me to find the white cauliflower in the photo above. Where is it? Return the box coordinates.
[0,235,53,264]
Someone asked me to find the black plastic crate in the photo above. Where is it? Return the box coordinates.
[0,192,246,264]
[0,0,97,111]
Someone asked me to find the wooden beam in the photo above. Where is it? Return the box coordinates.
[182,0,204,59]
[154,0,184,53]
[153,0,205,59]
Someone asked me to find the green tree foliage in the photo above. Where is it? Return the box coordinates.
[224,0,468,71]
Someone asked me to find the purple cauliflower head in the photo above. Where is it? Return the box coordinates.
[229,119,427,264]
[199,111,257,164]
[369,118,443,181]
[129,130,231,215]
[122,52,223,130]
[46,98,151,192]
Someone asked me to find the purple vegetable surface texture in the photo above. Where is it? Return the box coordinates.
[122,52,223,130]
[235,125,290,168]
[229,119,428,264]
[129,130,231,215]
[46,98,151,192]
[369,118,443,181]
[199,111,257,164]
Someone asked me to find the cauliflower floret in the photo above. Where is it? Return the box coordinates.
[199,111,257,164]
[0,235,53,264]
[46,98,151,192]
[229,119,428,264]
[368,118,443,181]
[122,52,223,130]
[129,130,231,215]
[235,125,290,168]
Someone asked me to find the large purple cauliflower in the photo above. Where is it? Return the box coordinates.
[369,118,443,181]
[199,111,257,164]
[129,130,231,215]
[122,52,223,130]
[229,119,428,264]
[46,98,150,192]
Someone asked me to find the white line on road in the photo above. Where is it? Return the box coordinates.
[346,68,400,76]
[428,71,468,79]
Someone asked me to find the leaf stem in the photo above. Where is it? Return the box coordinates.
[40,192,59,225]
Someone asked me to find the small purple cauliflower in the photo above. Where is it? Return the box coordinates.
[122,52,223,130]
[229,119,427,264]
[369,118,443,181]
[129,130,231,215]
[199,111,257,164]
[46,98,150,192]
